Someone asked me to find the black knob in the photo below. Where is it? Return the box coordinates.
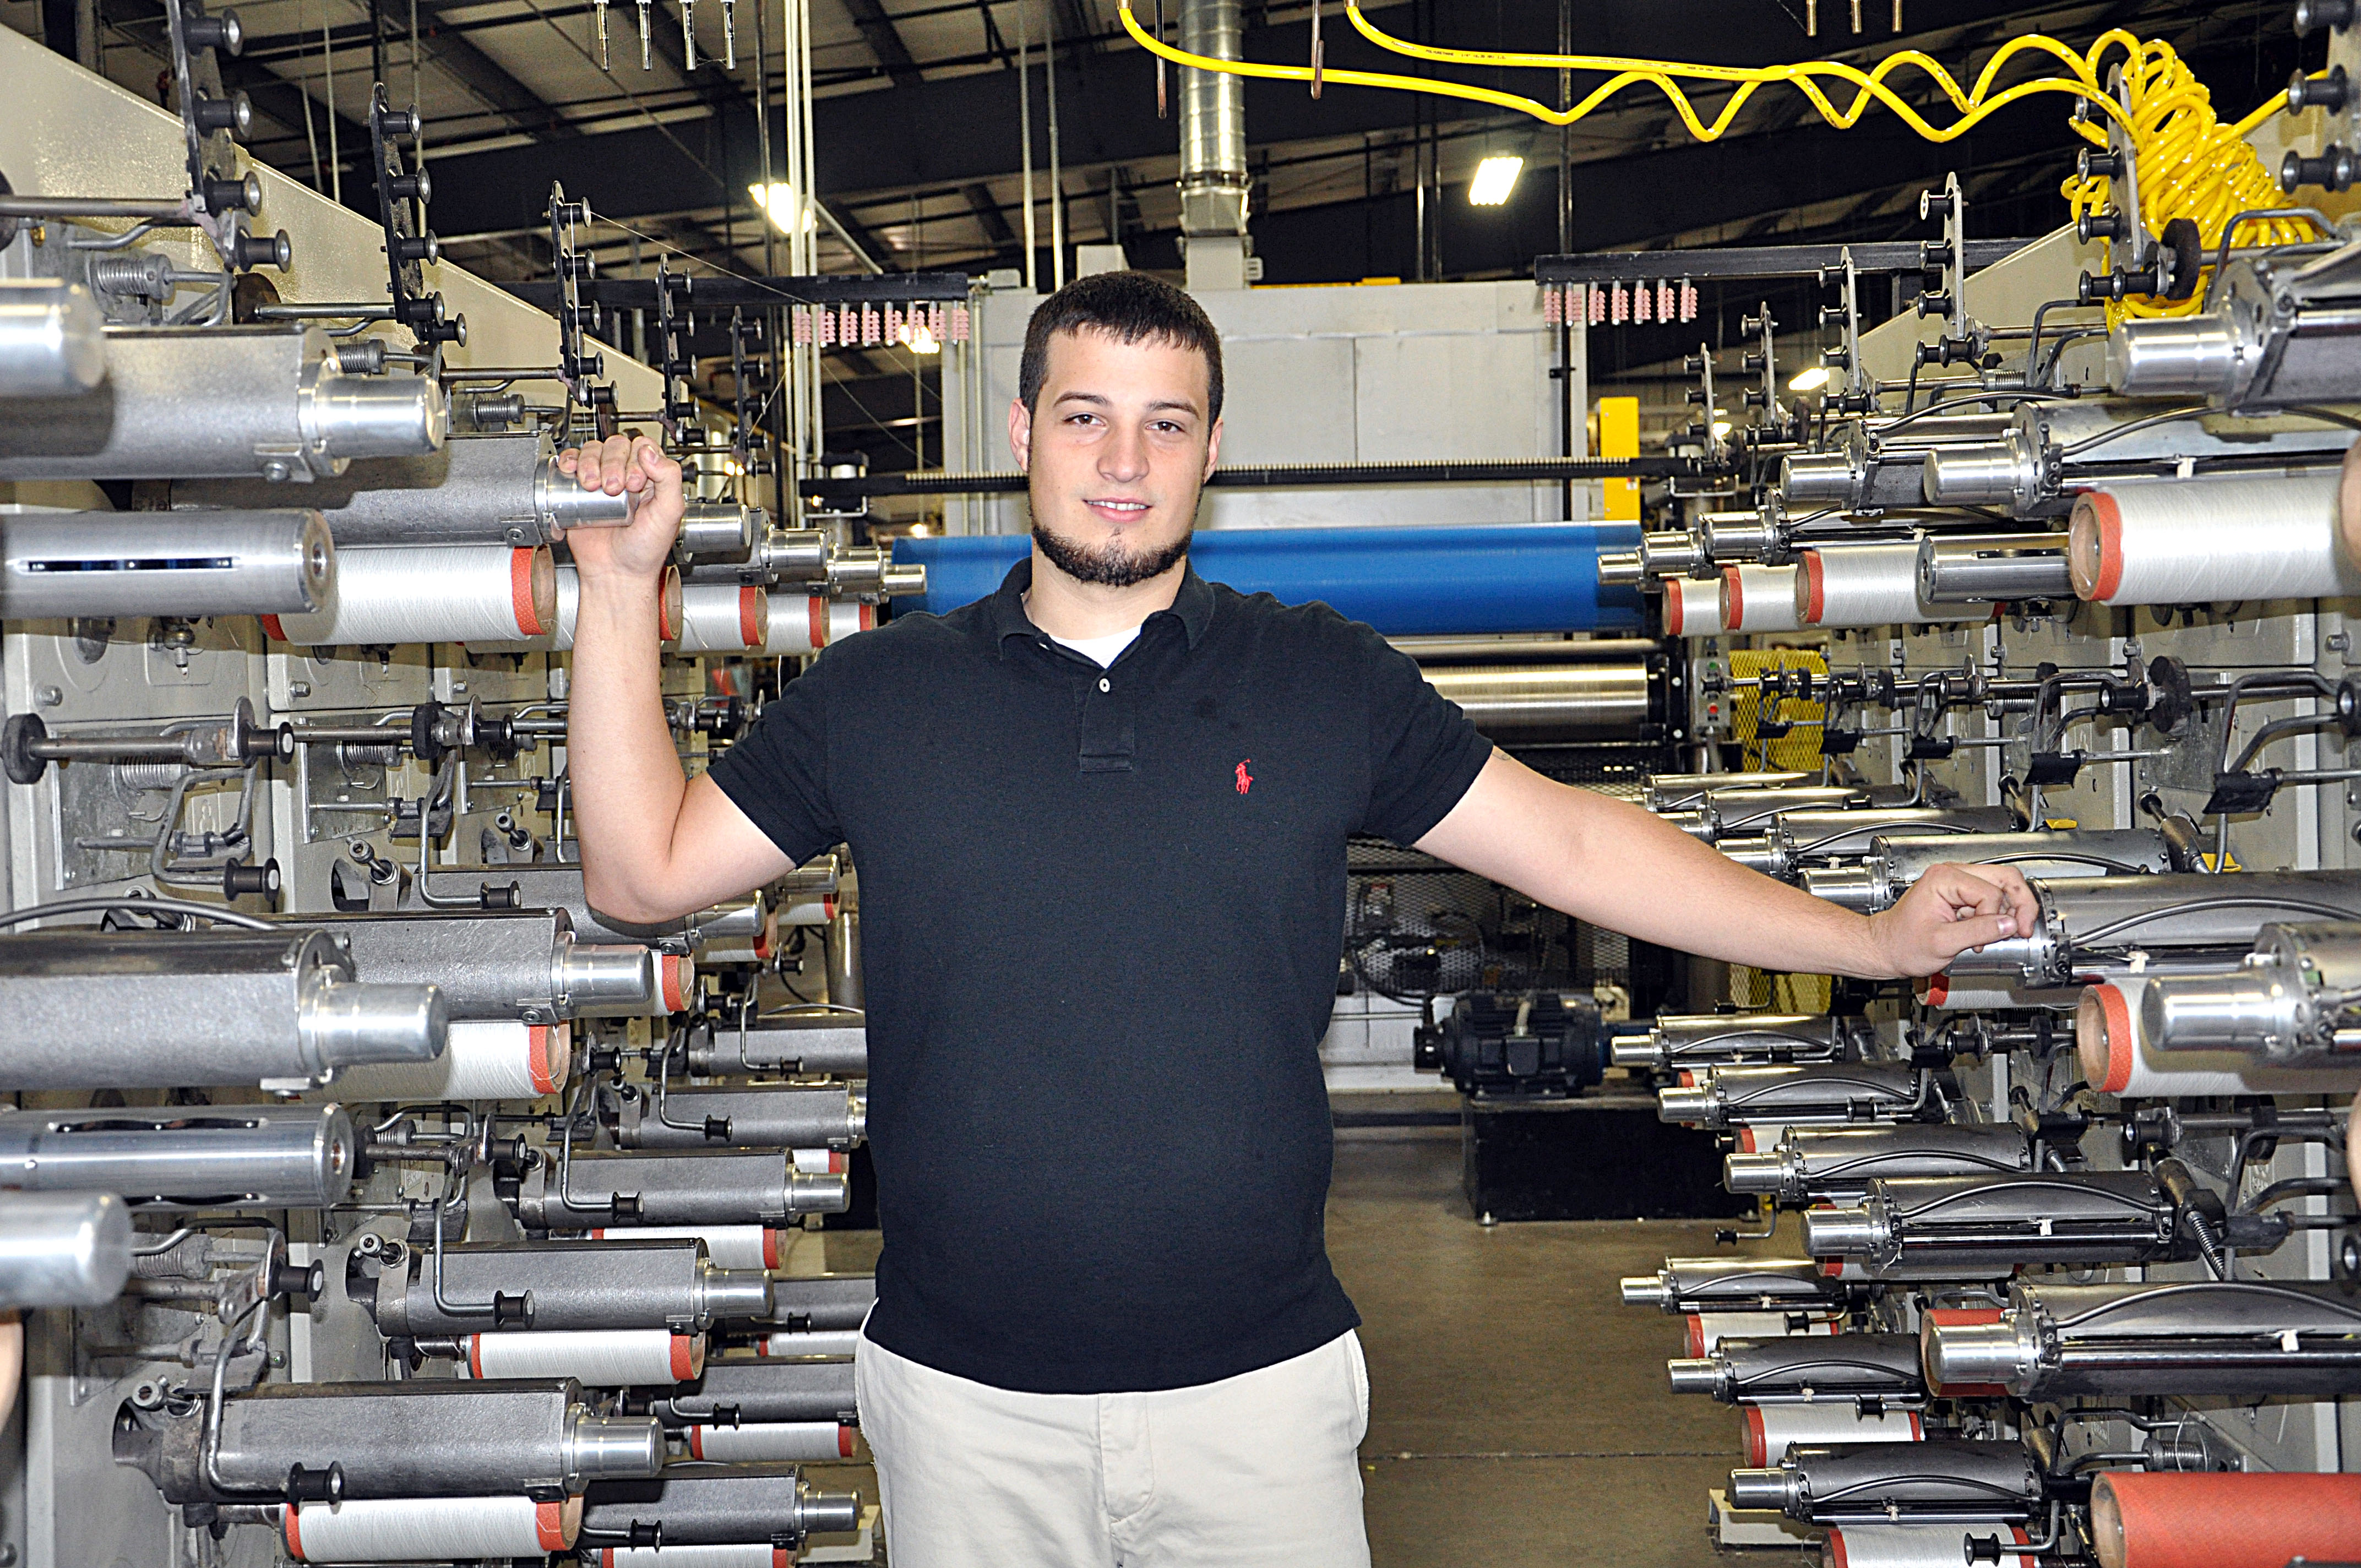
[1918,188,1955,220]
[1818,304,1848,328]
[1742,351,1767,373]
[191,90,250,136]
[284,1463,342,1505]
[1743,388,1769,408]
[2297,0,2356,32]
[231,228,291,271]
[1685,388,1709,405]
[2078,147,2124,180]
[1915,291,1954,318]
[2075,210,2126,242]
[703,1117,731,1142]
[391,231,438,264]
[2282,145,2357,191]
[611,1194,644,1221]
[270,1259,326,1300]
[492,1291,534,1329]
[182,5,242,51]
[1739,314,1765,335]
[389,166,432,203]
[203,172,261,214]
[2291,64,2352,112]
[222,857,281,900]
[378,104,422,137]
[1682,353,1705,374]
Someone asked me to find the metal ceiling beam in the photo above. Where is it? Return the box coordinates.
[837,0,924,86]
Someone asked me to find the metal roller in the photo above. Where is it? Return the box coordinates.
[0,1104,355,1210]
[1657,1064,1944,1131]
[514,1150,850,1230]
[580,1464,862,1547]
[643,1355,858,1427]
[1619,1257,1850,1314]
[1914,535,2072,603]
[1609,1012,1858,1071]
[1800,828,2177,913]
[1941,871,2361,988]
[1666,1331,1924,1404]
[679,524,830,585]
[1726,1440,2043,1525]
[0,326,447,482]
[1723,1125,2033,1204]
[415,864,737,952]
[610,1083,867,1151]
[365,1239,773,1337]
[175,432,628,547]
[763,1273,878,1332]
[1640,772,1815,812]
[674,500,759,564]
[313,911,657,1022]
[0,279,105,397]
[113,1379,662,1504]
[0,929,444,1091]
[1724,806,2019,879]
[0,509,334,619]
[1775,413,2015,512]
[1416,663,1657,740]
[2139,919,2361,1068]
[0,1190,132,1308]
[1660,786,1868,843]
[1922,1278,2361,1399]
[1800,1167,2210,1277]
[1920,400,2348,515]
[688,1015,868,1077]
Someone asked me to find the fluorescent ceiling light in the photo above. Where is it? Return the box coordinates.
[1711,420,1733,438]
[1468,156,1524,207]
[1787,365,1831,393]
[905,324,941,355]
[748,183,816,234]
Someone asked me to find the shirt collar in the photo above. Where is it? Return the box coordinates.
[987,553,1216,655]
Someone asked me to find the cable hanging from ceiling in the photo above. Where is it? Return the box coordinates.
[1114,5,2314,318]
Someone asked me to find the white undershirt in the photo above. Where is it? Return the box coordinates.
[1048,623,1143,667]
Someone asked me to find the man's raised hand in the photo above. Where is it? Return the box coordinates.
[555,434,684,581]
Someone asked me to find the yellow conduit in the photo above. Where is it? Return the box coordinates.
[1117,3,2315,319]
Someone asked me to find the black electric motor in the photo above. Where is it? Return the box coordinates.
[1418,991,1606,1098]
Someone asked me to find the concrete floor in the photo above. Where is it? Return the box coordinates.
[804,1117,1767,1565]
[1330,1123,1756,1568]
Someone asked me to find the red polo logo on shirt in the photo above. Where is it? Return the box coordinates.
[1236,760,1254,794]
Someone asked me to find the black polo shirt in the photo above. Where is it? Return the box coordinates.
[708,556,1492,1393]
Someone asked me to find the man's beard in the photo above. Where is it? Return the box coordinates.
[1031,511,1193,589]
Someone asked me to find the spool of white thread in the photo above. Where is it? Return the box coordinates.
[793,1148,847,1174]
[685,1420,858,1462]
[767,595,876,655]
[284,1496,580,1563]
[677,582,771,652]
[317,1020,568,1102]
[1743,1403,1922,1466]
[1720,565,1802,633]
[776,895,840,927]
[266,546,554,646]
[2076,979,2361,1096]
[1794,544,1966,628]
[587,1223,784,1270]
[464,1328,704,1384]
[1662,577,1720,636]
[1917,972,2080,1012]
[1820,1526,2032,1568]
[758,1327,864,1357]
[1682,1310,1839,1355]
[603,1545,790,1568]
[2070,475,2358,606]
[526,564,685,650]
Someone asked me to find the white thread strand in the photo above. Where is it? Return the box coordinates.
[1720,564,1802,633]
[677,582,771,652]
[758,1327,864,1357]
[2071,475,2357,606]
[687,1420,856,1462]
[587,1223,780,1270]
[1747,1404,1921,1465]
[765,595,875,655]
[1822,1527,2033,1568]
[2079,978,2361,1096]
[1795,543,1965,628]
[316,1021,567,1102]
[285,1496,578,1562]
[1662,577,1720,637]
[465,1327,702,1384]
[269,546,551,646]
[603,1544,788,1567]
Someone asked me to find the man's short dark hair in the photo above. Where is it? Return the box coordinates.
[1017,271,1224,422]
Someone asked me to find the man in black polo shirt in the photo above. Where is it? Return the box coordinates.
[558,273,2027,1566]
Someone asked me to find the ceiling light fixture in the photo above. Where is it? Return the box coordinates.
[1468,155,1524,206]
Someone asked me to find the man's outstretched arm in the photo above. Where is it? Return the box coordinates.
[1416,752,2027,981]
[561,434,794,924]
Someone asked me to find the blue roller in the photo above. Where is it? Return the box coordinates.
[890,523,1645,636]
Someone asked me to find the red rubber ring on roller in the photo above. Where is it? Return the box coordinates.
[1720,567,1744,631]
[511,548,545,637]
[2092,982,2135,1093]
[858,603,875,630]
[1665,587,1686,636]
[671,1334,697,1380]
[2086,490,2126,603]
[1684,1314,1704,1357]
[1800,552,1826,624]
[528,1025,558,1095]
[738,586,760,649]
[763,1228,782,1268]
[262,614,287,642]
[1743,1406,1767,1466]
[837,1427,856,1458]
[809,596,828,650]
[535,1500,568,1550]
[661,955,691,1012]
[688,1427,706,1460]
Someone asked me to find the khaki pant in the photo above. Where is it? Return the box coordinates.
[855,1329,1373,1568]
